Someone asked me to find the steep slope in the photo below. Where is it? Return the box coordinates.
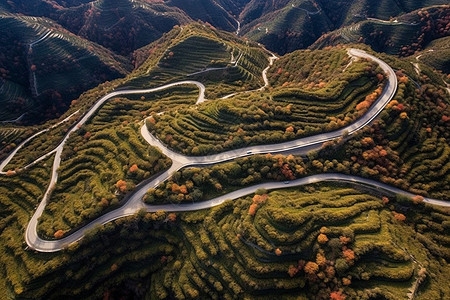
[417,36,450,74]
[57,0,193,55]
[165,0,238,32]
[0,11,131,122]
[311,5,450,56]
[241,0,331,54]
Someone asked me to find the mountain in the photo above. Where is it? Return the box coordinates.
[417,36,450,74]
[238,0,450,54]
[0,0,448,124]
[0,10,132,122]
[310,5,450,56]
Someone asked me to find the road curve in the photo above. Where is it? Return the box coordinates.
[14,48,448,252]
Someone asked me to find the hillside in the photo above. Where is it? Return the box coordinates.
[311,5,450,56]
[239,0,450,54]
[0,4,449,300]
[0,10,131,123]
[417,36,450,74]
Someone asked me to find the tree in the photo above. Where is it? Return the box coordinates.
[339,236,351,245]
[167,213,177,222]
[115,180,127,193]
[248,203,258,216]
[317,233,329,244]
[304,262,319,274]
[342,248,355,263]
[412,195,424,204]
[129,164,139,173]
[54,230,65,239]
[342,277,351,286]
[275,248,282,256]
[316,253,327,267]
[110,264,118,272]
[393,211,406,222]
[288,265,298,277]
[330,291,346,300]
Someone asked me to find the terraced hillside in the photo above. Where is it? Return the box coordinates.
[125,23,268,95]
[417,36,450,74]
[36,86,201,238]
[57,0,192,55]
[0,11,131,122]
[0,127,28,161]
[311,5,450,56]
[3,182,448,299]
[148,48,384,155]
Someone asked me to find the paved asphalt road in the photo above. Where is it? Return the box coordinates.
[0,48,444,252]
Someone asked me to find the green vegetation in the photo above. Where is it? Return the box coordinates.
[419,36,450,74]
[0,127,28,161]
[125,23,268,96]
[312,5,450,56]
[36,86,202,238]
[241,0,331,54]
[0,10,131,122]
[318,69,450,200]
[148,48,384,155]
[0,19,448,299]
[146,154,307,204]
[2,180,449,299]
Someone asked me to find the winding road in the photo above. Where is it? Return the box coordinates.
[1,48,448,253]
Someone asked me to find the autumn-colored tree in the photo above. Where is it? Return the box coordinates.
[330,290,346,300]
[214,183,222,191]
[167,213,176,222]
[275,248,282,256]
[5,170,15,176]
[342,248,355,263]
[325,265,335,278]
[400,112,408,119]
[288,265,298,277]
[253,194,268,204]
[342,277,351,286]
[339,236,351,245]
[304,262,319,274]
[179,185,188,194]
[54,230,65,239]
[376,73,384,81]
[248,203,258,216]
[412,195,424,204]
[316,253,327,267]
[171,183,180,193]
[100,198,109,207]
[129,164,139,173]
[382,196,390,205]
[110,264,118,272]
[317,233,329,244]
[393,211,406,222]
[115,180,127,193]
[285,126,294,133]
